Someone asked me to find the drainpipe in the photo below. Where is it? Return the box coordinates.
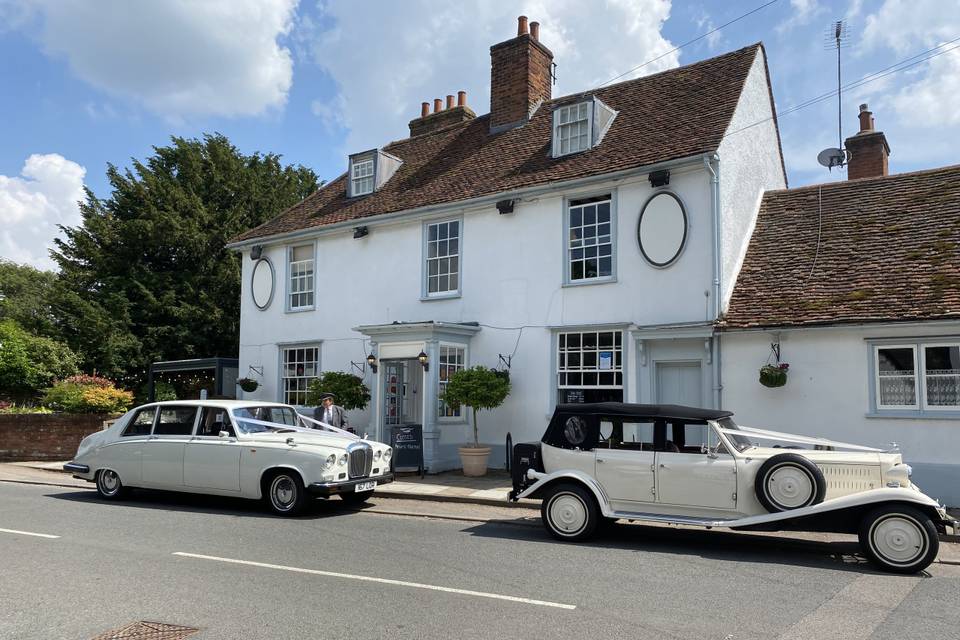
[704,154,722,410]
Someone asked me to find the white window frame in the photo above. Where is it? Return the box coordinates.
[438,343,467,420]
[280,344,321,406]
[920,342,960,411]
[350,156,375,196]
[557,330,624,403]
[286,243,315,312]
[552,101,593,157]
[564,193,616,285]
[422,218,462,299]
[874,344,919,410]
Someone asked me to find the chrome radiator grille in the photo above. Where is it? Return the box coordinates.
[348,444,373,479]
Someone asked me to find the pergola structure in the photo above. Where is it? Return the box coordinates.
[147,358,239,402]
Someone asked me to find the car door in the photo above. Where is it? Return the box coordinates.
[183,406,241,492]
[594,418,657,509]
[655,421,737,510]
[141,406,196,488]
[101,406,156,485]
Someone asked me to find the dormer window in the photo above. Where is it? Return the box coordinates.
[551,97,618,158]
[347,149,403,198]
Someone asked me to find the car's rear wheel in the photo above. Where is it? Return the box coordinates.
[339,490,374,506]
[859,504,938,574]
[754,454,826,512]
[541,482,599,542]
[265,470,307,516]
[95,469,128,500]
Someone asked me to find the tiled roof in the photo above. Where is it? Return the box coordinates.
[723,165,960,329]
[231,44,765,244]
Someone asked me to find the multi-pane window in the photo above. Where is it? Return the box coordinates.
[558,330,623,403]
[282,346,320,405]
[426,220,460,296]
[438,345,466,418]
[288,244,314,310]
[874,342,960,411]
[554,102,590,156]
[568,196,613,282]
[351,157,374,196]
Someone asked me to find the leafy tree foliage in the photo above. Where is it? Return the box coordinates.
[0,260,60,338]
[439,366,511,447]
[306,371,371,411]
[51,133,318,383]
[0,319,79,401]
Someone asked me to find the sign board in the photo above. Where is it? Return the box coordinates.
[599,351,613,370]
[390,424,424,477]
[562,389,585,403]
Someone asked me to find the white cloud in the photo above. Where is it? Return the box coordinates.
[305,0,676,153]
[694,10,721,50]
[0,154,86,270]
[29,0,297,119]
[776,0,825,35]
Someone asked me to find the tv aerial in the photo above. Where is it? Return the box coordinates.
[817,20,853,171]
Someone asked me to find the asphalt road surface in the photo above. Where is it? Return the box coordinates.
[1,482,958,640]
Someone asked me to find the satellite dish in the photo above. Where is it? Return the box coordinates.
[817,147,848,171]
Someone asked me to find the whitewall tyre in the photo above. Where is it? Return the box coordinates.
[859,505,939,574]
[541,483,599,542]
[95,469,128,500]
[265,471,307,516]
[754,454,826,512]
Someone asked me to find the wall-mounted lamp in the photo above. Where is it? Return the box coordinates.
[648,170,670,188]
[366,353,378,374]
[250,245,264,260]
[353,226,369,239]
[496,199,515,215]
[417,350,429,372]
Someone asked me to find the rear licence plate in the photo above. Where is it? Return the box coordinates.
[355,481,376,492]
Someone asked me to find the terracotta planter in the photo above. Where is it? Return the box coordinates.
[458,446,492,477]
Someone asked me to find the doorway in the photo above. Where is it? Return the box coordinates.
[382,359,422,428]
[655,361,703,407]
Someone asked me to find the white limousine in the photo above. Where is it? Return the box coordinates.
[510,403,958,574]
[64,400,393,515]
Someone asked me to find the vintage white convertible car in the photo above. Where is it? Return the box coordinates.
[510,403,958,574]
[64,400,393,515]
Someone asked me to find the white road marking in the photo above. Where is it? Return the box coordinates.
[173,551,576,610]
[777,573,920,640]
[0,527,60,539]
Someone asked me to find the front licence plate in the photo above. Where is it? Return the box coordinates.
[355,481,376,492]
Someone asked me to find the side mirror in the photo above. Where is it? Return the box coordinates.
[701,443,718,459]
[218,430,229,438]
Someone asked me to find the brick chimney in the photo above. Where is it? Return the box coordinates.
[845,103,890,180]
[489,15,553,133]
[408,90,476,137]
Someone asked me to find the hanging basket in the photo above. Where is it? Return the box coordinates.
[237,378,259,393]
[759,364,788,388]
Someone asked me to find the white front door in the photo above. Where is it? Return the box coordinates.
[656,361,703,407]
[655,423,736,510]
[594,418,656,508]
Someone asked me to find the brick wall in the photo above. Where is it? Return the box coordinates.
[489,34,553,131]
[0,414,114,461]
[845,131,889,180]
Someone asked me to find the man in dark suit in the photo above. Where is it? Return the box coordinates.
[315,392,352,433]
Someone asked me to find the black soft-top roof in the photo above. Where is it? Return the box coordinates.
[554,403,733,421]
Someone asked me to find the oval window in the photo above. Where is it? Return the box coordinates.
[638,192,687,267]
[564,416,587,446]
[251,258,274,310]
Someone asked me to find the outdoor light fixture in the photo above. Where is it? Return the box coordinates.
[417,350,429,372]
[353,226,369,239]
[496,199,515,214]
[649,170,670,188]
[366,353,378,373]
[250,245,264,260]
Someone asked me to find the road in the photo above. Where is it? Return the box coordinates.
[1,481,958,640]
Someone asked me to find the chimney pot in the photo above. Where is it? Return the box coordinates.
[517,15,528,36]
[433,98,442,113]
[858,103,874,132]
[530,21,539,41]
[421,102,430,117]
[845,104,889,180]
[457,90,466,107]
[446,95,454,110]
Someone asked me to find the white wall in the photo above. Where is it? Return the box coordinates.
[717,47,787,311]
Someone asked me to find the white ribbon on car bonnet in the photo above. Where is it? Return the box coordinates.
[720,425,883,452]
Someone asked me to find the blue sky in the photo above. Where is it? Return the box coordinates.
[1,0,958,268]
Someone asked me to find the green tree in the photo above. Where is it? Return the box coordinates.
[306,371,371,411]
[0,260,60,338]
[51,133,318,383]
[0,319,79,401]
[439,366,511,447]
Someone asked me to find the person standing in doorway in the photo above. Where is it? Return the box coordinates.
[315,392,352,433]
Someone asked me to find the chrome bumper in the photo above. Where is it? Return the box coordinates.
[63,462,90,474]
[306,473,394,497]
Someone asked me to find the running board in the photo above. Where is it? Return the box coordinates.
[608,511,738,528]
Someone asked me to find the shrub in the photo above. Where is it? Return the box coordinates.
[42,377,133,414]
[0,320,79,401]
[0,403,54,414]
[439,366,511,447]
[305,371,370,411]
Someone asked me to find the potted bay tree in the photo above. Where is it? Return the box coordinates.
[440,366,511,477]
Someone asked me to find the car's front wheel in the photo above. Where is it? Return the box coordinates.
[95,469,128,500]
[858,504,939,574]
[541,482,599,542]
[265,471,307,516]
[339,490,374,506]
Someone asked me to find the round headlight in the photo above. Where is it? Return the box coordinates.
[338,454,348,466]
[374,449,382,461]
[324,454,336,469]
[383,448,392,461]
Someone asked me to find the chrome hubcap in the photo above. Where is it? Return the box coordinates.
[549,493,587,535]
[871,515,926,566]
[270,476,296,510]
[767,465,814,508]
[100,470,119,494]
